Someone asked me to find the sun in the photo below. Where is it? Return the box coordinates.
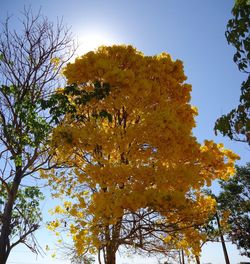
[75,32,118,57]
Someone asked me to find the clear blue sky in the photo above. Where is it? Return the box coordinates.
[1,0,249,263]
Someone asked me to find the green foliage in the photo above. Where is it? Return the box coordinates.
[214,105,250,142]
[227,0,250,73]
[215,0,250,144]
[202,165,250,256]
[218,164,250,257]
[40,81,111,124]
[0,84,52,150]
[0,186,44,238]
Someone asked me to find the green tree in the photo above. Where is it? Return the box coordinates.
[0,8,74,264]
[0,186,44,253]
[218,164,250,257]
[215,0,250,144]
[199,165,250,261]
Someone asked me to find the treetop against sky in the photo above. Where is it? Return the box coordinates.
[0,0,249,264]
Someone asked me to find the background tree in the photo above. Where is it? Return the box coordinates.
[197,190,232,264]
[0,7,74,264]
[197,164,250,262]
[215,0,250,144]
[46,45,239,264]
[218,164,250,257]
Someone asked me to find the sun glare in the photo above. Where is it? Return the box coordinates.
[75,32,118,58]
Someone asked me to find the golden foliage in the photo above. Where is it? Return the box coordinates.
[47,45,239,257]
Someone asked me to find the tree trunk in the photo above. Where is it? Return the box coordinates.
[195,255,201,264]
[215,212,230,264]
[0,167,22,264]
[181,249,185,264]
[219,232,230,264]
[106,246,116,264]
[178,250,181,264]
[0,197,14,264]
[104,225,116,264]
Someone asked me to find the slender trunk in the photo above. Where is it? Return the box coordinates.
[98,249,102,264]
[0,167,22,264]
[181,249,185,264]
[178,250,182,264]
[195,255,201,264]
[215,212,230,264]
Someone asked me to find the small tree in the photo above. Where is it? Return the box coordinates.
[198,164,250,262]
[46,45,239,264]
[218,164,250,257]
[0,7,74,264]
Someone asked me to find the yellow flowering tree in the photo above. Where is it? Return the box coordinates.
[46,45,239,264]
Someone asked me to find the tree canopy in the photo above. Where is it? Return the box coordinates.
[46,45,239,264]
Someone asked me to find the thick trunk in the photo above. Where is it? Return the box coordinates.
[104,220,122,264]
[0,167,22,264]
[0,250,9,264]
[106,246,116,264]
[215,212,230,264]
